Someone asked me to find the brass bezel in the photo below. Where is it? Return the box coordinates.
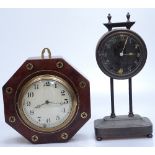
[17,74,78,133]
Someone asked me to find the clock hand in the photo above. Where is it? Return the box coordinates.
[35,100,67,109]
[47,101,60,105]
[120,37,129,57]
[47,100,67,105]
[34,100,52,109]
[49,101,65,105]
[35,103,46,109]
[123,52,135,56]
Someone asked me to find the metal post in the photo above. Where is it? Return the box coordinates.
[110,78,116,118]
[128,78,134,117]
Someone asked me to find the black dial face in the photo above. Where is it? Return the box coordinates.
[96,29,147,79]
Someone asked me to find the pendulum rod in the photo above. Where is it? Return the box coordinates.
[128,78,134,117]
[110,78,116,118]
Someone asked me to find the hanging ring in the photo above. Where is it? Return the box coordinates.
[41,48,52,59]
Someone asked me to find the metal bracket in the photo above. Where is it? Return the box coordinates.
[104,13,135,31]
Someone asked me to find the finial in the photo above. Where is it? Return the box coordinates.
[126,12,130,22]
[107,13,112,23]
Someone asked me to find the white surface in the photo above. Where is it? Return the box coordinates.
[0,9,155,147]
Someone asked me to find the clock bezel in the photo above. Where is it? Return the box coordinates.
[17,74,78,133]
[96,29,147,79]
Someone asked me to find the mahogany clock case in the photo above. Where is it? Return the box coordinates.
[2,57,91,144]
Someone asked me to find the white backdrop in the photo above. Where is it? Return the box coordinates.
[0,9,155,147]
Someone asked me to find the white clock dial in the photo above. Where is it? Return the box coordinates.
[18,75,77,132]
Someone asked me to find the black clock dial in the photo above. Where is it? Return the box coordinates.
[96,29,147,79]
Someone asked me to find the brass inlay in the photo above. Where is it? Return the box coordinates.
[41,48,51,59]
[79,81,86,88]
[81,112,88,119]
[17,74,77,133]
[31,135,38,142]
[117,68,123,75]
[26,63,33,70]
[9,116,16,123]
[56,61,64,68]
[6,87,13,94]
[61,132,68,140]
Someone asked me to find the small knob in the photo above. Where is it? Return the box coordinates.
[126,12,130,22]
[107,13,112,23]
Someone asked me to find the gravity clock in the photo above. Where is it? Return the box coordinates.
[3,48,91,144]
[94,13,153,140]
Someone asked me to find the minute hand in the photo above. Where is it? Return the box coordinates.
[35,100,54,109]
[120,37,129,56]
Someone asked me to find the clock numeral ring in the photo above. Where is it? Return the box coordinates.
[61,132,68,140]
[31,135,39,142]
[26,63,34,70]
[6,87,13,94]
[9,116,16,123]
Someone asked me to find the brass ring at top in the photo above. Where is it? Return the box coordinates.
[41,48,52,59]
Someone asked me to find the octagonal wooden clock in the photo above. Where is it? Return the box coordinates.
[2,48,91,144]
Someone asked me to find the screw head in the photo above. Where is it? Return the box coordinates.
[26,63,33,70]
[61,132,68,140]
[79,81,86,88]
[6,87,13,94]
[81,112,88,119]
[31,135,38,142]
[9,116,16,123]
[56,61,64,69]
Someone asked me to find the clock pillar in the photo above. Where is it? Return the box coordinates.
[110,78,116,118]
[128,78,134,117]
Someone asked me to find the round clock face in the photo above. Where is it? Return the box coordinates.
[18,75,77,132]
[96,29,147,79]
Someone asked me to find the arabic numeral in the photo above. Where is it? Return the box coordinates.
[44,81,50,86]
[34,84,39,89]
[128,66,132,72]
[64,99,69,104]
[26,101,31,106]
[56,116,60,120]
[54,83,57,88]
[134,59,139,65]
[61,90,65,96]
[120,35,126,40]
[30,110,34,115]
[46,118,51,123]
[38,116,41,122]
[43,124,47,128]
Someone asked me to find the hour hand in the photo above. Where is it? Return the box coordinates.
[35,104,42,109]
[123,52,135,56]
[34,100,51,109]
